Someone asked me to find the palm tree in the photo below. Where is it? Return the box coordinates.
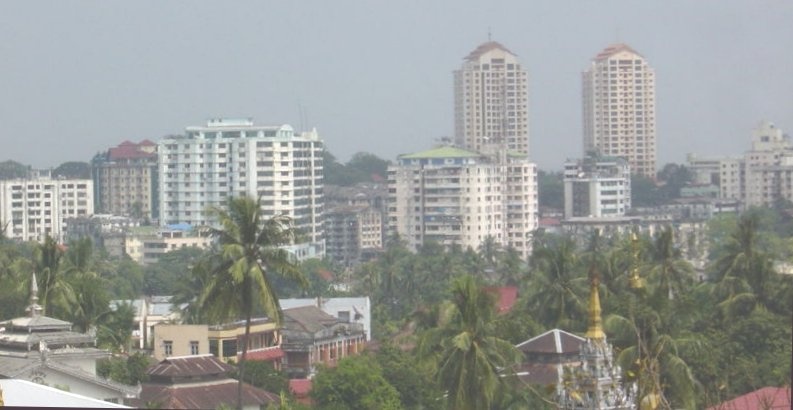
[33,236,73,316]
[201,196,306,409]
[712,214,776,310]
[419,275,521,410]
[645,227,694,302]
[526,234,587,329]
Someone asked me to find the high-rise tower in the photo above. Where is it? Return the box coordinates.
[583,44,656,178]
[454,41,529,155]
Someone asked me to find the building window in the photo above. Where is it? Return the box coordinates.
[190,341,200,355]
[164,340,173,357]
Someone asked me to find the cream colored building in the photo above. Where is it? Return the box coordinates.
[124,226,212,265]
[744,121,793,207]
[583,44,657,178]
[0,173,93,242]
[387,146,537,259]
[152,324,209,361]
[454,41,530,155]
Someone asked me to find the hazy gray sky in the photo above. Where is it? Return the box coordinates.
[1,1,791,170]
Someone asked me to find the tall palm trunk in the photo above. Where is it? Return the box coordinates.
[237,311,252,410]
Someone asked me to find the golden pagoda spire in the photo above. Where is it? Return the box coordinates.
[629,232,643,289]
[585,264,605,340]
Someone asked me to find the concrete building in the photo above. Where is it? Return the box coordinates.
[454,41,530,155]
[151,324,209,361]
[324,205,383,267]
[124,225,212,265]
[280,306,366,379]
[0,173,93,242]
[744,121,793,207]
[111,296,182,350]
[563,155,631,219]
[158,118,324,260]
[207,318,282,365]
[387,146,538,258]
[583,44,657,178]
[92,140,158,220]
[280,297,372,342]
[64,214,141,258]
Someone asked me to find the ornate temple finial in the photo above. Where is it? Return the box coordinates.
[629,231,643,289]
[585,263,605,341]
[27,271,43,317]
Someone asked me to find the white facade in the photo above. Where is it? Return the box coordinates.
[387,146,537,259]
[583,44,657,178]
[744,121,793,207]
[563,157,631,219]
[158,119,324,255]
[0,175,93,242]
[280,297,372,341]
[454,41,530,155]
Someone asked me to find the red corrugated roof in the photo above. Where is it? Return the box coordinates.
[484,286,518,314]
[137,379,278,409]
[707,387,791,410]
[241,347,284,362]
[289,379,312,396]
[107,140,157,160]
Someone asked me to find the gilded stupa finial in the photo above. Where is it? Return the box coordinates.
[629,231,643,289]
[27,271,43,317]
[585,261,605,341]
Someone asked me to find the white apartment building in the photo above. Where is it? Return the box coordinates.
[744,121,793,207]
[583,44,657,178]
[0,173,93,242]
[158,119,324,258]
[563,156,631,219]
[387,146,537,259]
[454,41,530,156]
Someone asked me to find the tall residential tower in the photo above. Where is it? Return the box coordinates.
[583,44,656,178]
[454,41,530,155]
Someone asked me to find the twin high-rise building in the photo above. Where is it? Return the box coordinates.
[583,44,657,178]
[454,41,530,155]
[157,119,325,259]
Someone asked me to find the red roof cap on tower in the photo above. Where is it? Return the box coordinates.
[465,41,515,61]
[594,43,642,60]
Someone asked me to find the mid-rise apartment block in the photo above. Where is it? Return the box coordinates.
[324,205,383,267]
[387,146,537,258]
[744,121,793,207]
[454,41,530,155]
[158,119,324,258]
[688,121,792,208]
[92,140,158,220]
[0,172,93,242]
[563,156,631,219]
[583,44,657,178]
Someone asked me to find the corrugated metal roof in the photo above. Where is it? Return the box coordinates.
[137,379,277,409]
[515,329,585,354]
[398,146,482,160]
[147,354,232,378]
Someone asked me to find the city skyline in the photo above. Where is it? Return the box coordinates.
[1,1,791,171]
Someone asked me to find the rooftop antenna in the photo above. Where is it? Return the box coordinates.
[487,27,492,42]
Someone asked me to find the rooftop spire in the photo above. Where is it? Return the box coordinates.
[27,271,43,317]
[585,264,605,340]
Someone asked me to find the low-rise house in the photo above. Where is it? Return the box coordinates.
[151,324,209,361]
[208,318,283,365]
[134,355,278,409]
[0,276,139,405]
[280,306,366,378]
[280,297,372,341]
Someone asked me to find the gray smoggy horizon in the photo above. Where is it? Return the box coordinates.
[1,1,791,171]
